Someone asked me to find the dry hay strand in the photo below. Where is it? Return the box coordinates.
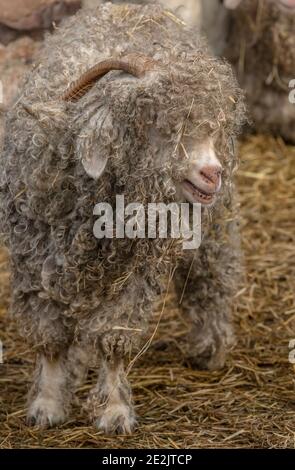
[0,134,295,448]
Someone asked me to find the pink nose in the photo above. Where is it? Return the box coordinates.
[200,166,222,191]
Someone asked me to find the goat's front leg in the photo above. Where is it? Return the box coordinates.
[86,331,138,435]
[85,277,156,434]
[175,219,241,370]
[27,345,88,427]
[87,356,135,435]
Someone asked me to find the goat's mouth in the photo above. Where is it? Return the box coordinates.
[181,179,216,206]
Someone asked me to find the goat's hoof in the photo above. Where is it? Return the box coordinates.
[27,396,67,428]
[94,403,136,435]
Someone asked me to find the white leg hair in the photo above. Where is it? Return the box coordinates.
[27,346,89,427]
[27,355,69,427]
[87,360,136,435]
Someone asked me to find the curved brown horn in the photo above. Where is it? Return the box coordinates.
[61,53,161,102]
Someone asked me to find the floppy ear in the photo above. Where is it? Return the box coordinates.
[81,142,109,180]
[223,0,243,9]
[76,108,112,180]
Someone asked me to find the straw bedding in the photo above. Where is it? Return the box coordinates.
[0,134,294,448]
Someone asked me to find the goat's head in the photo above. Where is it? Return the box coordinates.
[24,52,244,208]
[57,52,245,206]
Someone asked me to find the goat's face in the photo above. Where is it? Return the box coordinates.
[224,0,295,13]
[177,137,222,206]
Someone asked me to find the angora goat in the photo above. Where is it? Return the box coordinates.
[0,2,245,434]
[204,0,295,143]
